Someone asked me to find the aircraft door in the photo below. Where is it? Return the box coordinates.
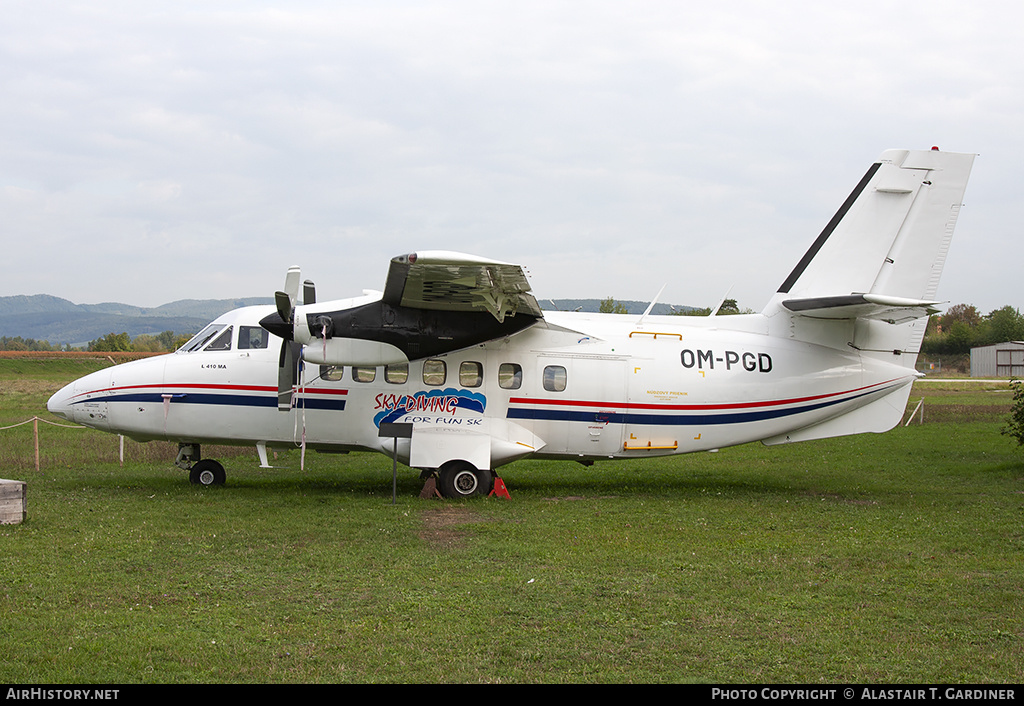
[623,355,688,454]
[538,356,627,457]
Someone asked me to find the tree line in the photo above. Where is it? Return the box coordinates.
[0,330,192,353]
[2,302,1020,355]
[922,304,1024,356]
[599,297,754,316]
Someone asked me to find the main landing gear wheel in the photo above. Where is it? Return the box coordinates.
[437,461,494,499]
[189,459,226,486]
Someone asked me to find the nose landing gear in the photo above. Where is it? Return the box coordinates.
[176,443,227,486]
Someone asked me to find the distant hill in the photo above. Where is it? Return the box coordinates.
[0,295,273,348]
[0,294,698,348]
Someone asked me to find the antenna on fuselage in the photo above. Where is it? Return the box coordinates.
[709,285,735,318]
[636,284,667,326]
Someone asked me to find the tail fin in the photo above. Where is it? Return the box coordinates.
[764,148,975,364]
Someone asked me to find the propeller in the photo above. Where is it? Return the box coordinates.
[259,267,339,410]
[260,266,303,412]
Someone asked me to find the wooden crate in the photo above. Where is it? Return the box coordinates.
[0,479,26,525]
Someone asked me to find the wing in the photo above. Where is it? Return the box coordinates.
[382,251,543,322]
[260,252,544,373]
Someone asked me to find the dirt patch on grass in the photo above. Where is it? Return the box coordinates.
[803,491,877,506]
[418,505,489,548]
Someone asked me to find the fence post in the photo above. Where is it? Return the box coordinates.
[905,398,925,426]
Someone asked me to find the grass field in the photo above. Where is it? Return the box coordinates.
[1,358,1022,683]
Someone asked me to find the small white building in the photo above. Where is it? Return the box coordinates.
[970,341,1024,377]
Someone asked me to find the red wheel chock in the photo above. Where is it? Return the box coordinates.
[419,476,443,499]
[489,477,512,499]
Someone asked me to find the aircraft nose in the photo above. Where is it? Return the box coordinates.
[47,382,76,422]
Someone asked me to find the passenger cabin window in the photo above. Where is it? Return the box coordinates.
[322,366,344,382]
[543,365,567,392]
[498,363,522,390]
[460,361,483,388]
[422,359,446,386]
[239,326,270,350]
[385,364,408,384]
[352,366,376,383]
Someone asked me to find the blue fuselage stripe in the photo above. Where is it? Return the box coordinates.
[73,392,347,412]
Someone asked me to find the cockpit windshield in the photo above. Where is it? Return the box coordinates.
[178,324,232,353]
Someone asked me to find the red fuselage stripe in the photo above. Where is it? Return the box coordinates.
[508,378,907,411]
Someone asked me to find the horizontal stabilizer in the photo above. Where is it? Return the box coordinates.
[782,293,941,324]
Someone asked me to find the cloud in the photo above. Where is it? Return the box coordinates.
[1,1,1021,313]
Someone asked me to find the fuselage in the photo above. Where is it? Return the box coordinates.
[47,298,917,469]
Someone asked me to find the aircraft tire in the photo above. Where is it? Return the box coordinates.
[437,461,493,498]
[189,459,226,486]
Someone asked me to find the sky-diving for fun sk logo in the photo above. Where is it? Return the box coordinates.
[373,389,487,427]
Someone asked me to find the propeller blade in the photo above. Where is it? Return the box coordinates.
[274,291,293,324]
[303,280,316,305]
[284,266,301,302]
[274,265,302,324]
[277,340,300,411]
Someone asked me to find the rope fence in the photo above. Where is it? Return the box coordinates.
[1,416,90,473]
[0,415,85,432]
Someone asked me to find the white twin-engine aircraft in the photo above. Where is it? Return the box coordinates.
[48,148,975,498]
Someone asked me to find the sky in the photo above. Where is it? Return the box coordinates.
[2,1,1021,314]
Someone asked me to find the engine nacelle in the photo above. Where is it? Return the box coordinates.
[300,337,408,367]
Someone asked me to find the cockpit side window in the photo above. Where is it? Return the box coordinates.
[179,323,228,353]
[205,326,234,351]
[238,326,270,350]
